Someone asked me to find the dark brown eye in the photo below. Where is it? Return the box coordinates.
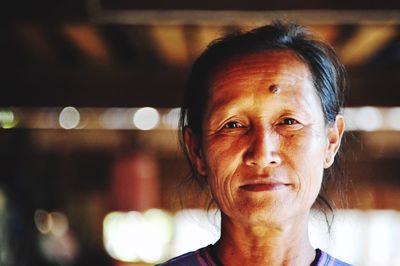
[281,118,298,125]
[224,121,243,129]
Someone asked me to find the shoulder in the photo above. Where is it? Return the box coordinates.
[156,245,214,266]
[316,249,353,266]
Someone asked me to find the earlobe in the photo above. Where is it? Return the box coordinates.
[324,115,345,168]
[184,127,207,176]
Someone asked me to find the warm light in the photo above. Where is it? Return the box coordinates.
[103,210,172,263]
[100,108,132,129]
[103,211,142,262]
[133,107,160,130]
[34,209,69,237]
[343,108,357,131]
[386,107,400,131]
[355,106,382,131]
[162,108,181,129]
[0,188,6,210]
[34,209,52,234]
[366,211,398,264]
[50,212,69,237]
[308,212,330,252]
[140,209,172,263]
[172,209,220,257]
[59,107,80,129]
[330,210,363,265]
[0,109,16,129]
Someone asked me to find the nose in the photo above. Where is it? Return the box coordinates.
[244,127,282,168]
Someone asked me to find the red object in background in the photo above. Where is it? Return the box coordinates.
[111,152,160,211]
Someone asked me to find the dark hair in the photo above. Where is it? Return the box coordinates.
[179,21,347,226]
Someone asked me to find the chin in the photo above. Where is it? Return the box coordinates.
[235,203,310,227]
[235,206,287,226]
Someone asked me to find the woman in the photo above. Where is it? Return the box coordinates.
[160,22,351,266]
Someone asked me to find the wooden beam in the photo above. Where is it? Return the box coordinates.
[191,26,223,56]
[150,25,189,66]
[340,25,397,66]
[99,0,400,11]
[308,25,339,44]
[90,9,400,26]
[17,24,57,63]
[63,24,110,64]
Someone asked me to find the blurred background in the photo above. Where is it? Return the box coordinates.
[1,0,400,265]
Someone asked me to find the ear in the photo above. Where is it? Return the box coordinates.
[324,115,345,168]
[184,127,207,176]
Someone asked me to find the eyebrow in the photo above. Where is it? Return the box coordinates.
[206,96,251,119]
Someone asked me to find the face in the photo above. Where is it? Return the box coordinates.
[186,50,344,227]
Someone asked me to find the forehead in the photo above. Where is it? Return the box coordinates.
[209,49,312,91]
[207,50,316,108]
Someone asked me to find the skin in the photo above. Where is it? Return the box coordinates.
[185,49,345,266]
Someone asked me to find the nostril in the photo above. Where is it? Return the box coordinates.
[244,151,281,168]
[243,130,281,167]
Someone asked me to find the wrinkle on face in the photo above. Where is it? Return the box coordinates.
[198,49,330,227]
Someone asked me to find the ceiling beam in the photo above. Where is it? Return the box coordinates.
[17,24,57,63]
[308,25,339,44]
[190,26,224,57]
[63,24,111,64]
[99,0,400,11]
[150,25,189,66]
[6,0,400,23]
[89,9,400,26]
[340,25,397,66]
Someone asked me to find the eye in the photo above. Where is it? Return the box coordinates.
[223,121,244,129]
[279,118,299,125]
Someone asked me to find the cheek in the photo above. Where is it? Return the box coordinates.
[282,127,327,162]
[282,130,326,192]
[203,137,246,205]
[204,136,245,176]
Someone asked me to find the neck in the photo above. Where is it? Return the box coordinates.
[215,213,315,266]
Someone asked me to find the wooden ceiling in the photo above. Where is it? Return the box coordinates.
[2,0,400,107]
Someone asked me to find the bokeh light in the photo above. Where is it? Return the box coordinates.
[103,211,142,262]
[386,107,400,131]
[133,107,160,130]
[162,108,180,129]
[103,209,172,263]
[34,209,52,234]
[0,188,7,210]
[366,210,399,264]
[99,108,133,129]
[50,212,69,237]
[172,209,220,257]
[59,107,80,129]
[355,106,383,131]
[0,109,17,129]
[343,108,357,131]
[34,210,69,237]
[330,210,364,265]
[140,209,172,263]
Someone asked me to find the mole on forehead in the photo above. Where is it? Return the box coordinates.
[269,84,280,94]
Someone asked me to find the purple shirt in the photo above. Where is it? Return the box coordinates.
[158,245,352,266]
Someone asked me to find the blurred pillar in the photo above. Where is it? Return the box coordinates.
[111,152,160,211]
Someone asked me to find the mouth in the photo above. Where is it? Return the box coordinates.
[239,182,289,192]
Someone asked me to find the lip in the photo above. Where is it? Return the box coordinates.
[239,182,289,192]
